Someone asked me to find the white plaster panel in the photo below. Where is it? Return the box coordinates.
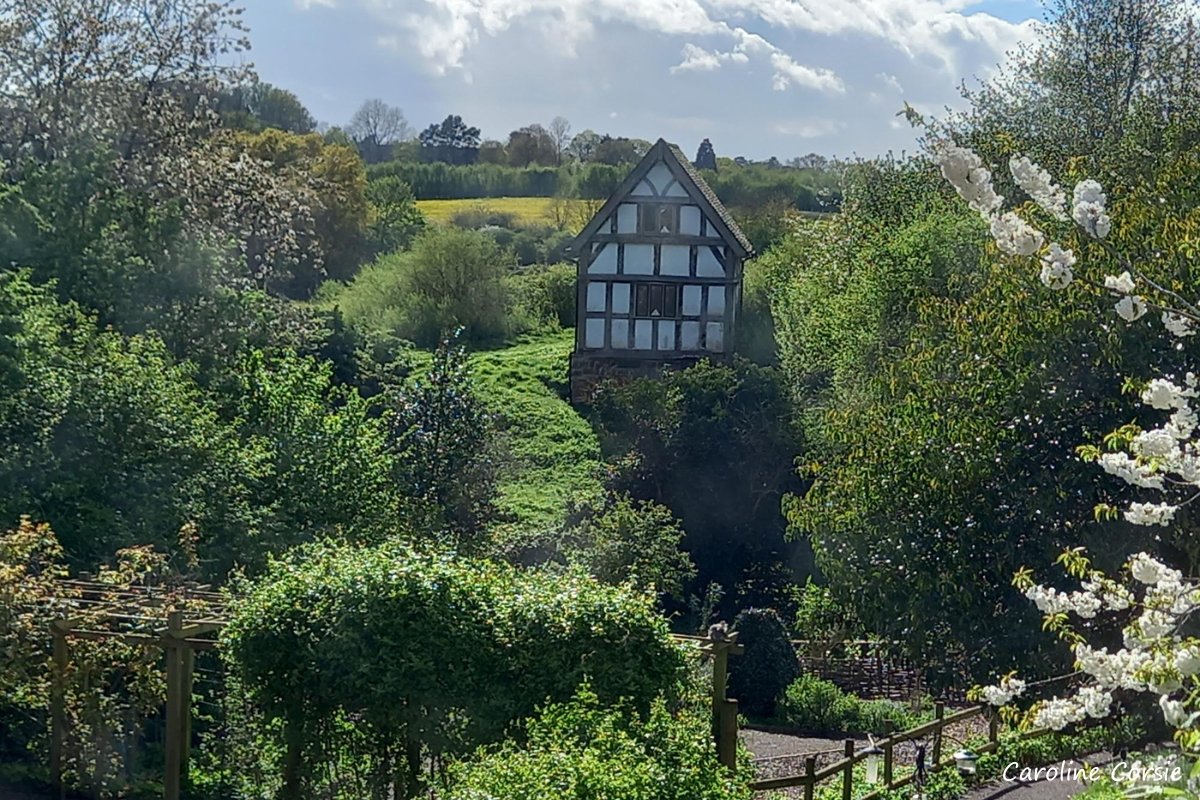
[632,179,656,196]
[707,285,725,315]
[681,321,700,349]
[661,245,689,276]
[706,322,724,352]
[585,318,606,348]
[645,163,672,193]
[586,282,607,312]
[616,203,637,233]
[682,285,702,316]
[588,244,616,274]
[612,282,630,313]
[624,244,654,275]
[697,247,724,277]
[679,205,702,235]
[664,180,689,198]
[611,319,629,348]
[656,321,675,350]
[634,320,653,349]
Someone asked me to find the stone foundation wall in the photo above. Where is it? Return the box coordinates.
[569,352,706,404]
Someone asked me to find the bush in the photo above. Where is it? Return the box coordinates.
[445,686,751,800]
[728,608,800,716]
[778,675,927,735]
[222,542,687,797]
[506,262,576,329]
[318,227,517,348]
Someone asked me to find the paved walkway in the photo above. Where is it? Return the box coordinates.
[962,753,1114,800]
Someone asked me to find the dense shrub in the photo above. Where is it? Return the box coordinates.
[367,161,566,198]
[445,686,750,800]
[778,675,927,734]
[506,262,576,329]
[222,542,686,797]
[317,227,517,348]
[728,608,800,716]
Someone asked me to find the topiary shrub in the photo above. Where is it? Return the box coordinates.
[444,685,751,800]
[778,675,926,734]
[222,541,687,798]
[727,608,800,717]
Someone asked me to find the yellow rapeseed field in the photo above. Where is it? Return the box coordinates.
[415,196,595,232]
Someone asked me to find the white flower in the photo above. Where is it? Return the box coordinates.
[1124,501,1177,526]
[1115,295,1148,322]
[1033,697,1084,730]
[1039,244,1075,289]
[1175,647,1200,676]
[1097,452,1165,489]
[1163,312,1195,337]
[1010,156,1068,220]
[1076,685,1113,718]
[991,212,1045,256]
[1142,379,1191,410]
[1160,695,1187,727]
[1105,271,1136,294]
[1132,429,1177,459]
[938,145,1004,217]
[1130,552,1167,584]
[1072,179,1112,238]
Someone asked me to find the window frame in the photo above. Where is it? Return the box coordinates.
[633,282,681,319]
[637,203,680,234]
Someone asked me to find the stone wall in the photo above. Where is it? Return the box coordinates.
[569,353,706,404]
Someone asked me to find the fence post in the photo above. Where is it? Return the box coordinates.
[718,698,738,772]
[804,756,816,800]
[50,622,68,800]
[883,721,894,785]
[932,701,945,765]
[989,709,1000,746]
[843,739,854,800]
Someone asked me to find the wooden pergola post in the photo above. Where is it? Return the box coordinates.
[50,620,69,800]
[163,609,195,800]
[704,633,744,772]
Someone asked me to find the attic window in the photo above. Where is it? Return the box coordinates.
[638,203,679,234]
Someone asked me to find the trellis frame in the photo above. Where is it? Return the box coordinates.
[46,578,228,800]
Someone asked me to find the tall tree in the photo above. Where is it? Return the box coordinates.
[347,99,412,164]
[548,116,572,164]
[693,138,717,171]
[506,124,556,167]
[953,0,1200,166]
[418,115,481,165]
[219,82,316,134]
[567,129,601,162]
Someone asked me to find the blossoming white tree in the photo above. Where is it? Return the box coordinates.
[935,140,1200,772]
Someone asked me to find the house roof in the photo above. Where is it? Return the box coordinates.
[569,138,754,259]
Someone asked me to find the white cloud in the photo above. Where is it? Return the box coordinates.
[769,52,845,94]
[671,43,724,72]
[877,71,904,92]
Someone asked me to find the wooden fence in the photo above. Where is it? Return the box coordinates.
[748,702,1016,795]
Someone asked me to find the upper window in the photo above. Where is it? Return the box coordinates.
[638,203,679,234]
[634,283,680,318]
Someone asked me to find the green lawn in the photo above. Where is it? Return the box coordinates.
[416,196,592,231]
[469,330,604,534]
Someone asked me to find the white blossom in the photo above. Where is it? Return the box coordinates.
[991,212,1045,256]
[1161,695,1188,727]
[1163,312,1195,338]
[1097,452,1165,489]
[1124,501,1178,526]
[1010,156,1068,220]
[1072,179,1112,238]
[1115,295,1148,322]
[1038,243,1075,289]
[1105,271,1136,294]
[938,145,1004,217]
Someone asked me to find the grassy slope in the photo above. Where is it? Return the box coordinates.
[470,329,603,534]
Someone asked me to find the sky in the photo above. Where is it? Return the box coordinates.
[242,0,1047,161]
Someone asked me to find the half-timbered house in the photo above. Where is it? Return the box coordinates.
[568,138,754,402]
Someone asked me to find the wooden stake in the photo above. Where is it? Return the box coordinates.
[932,701,945,765]
[803,756,816,800]
[843,739,854,800]
[883,720,894,785]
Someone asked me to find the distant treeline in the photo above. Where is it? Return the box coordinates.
[368,160,842,212]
